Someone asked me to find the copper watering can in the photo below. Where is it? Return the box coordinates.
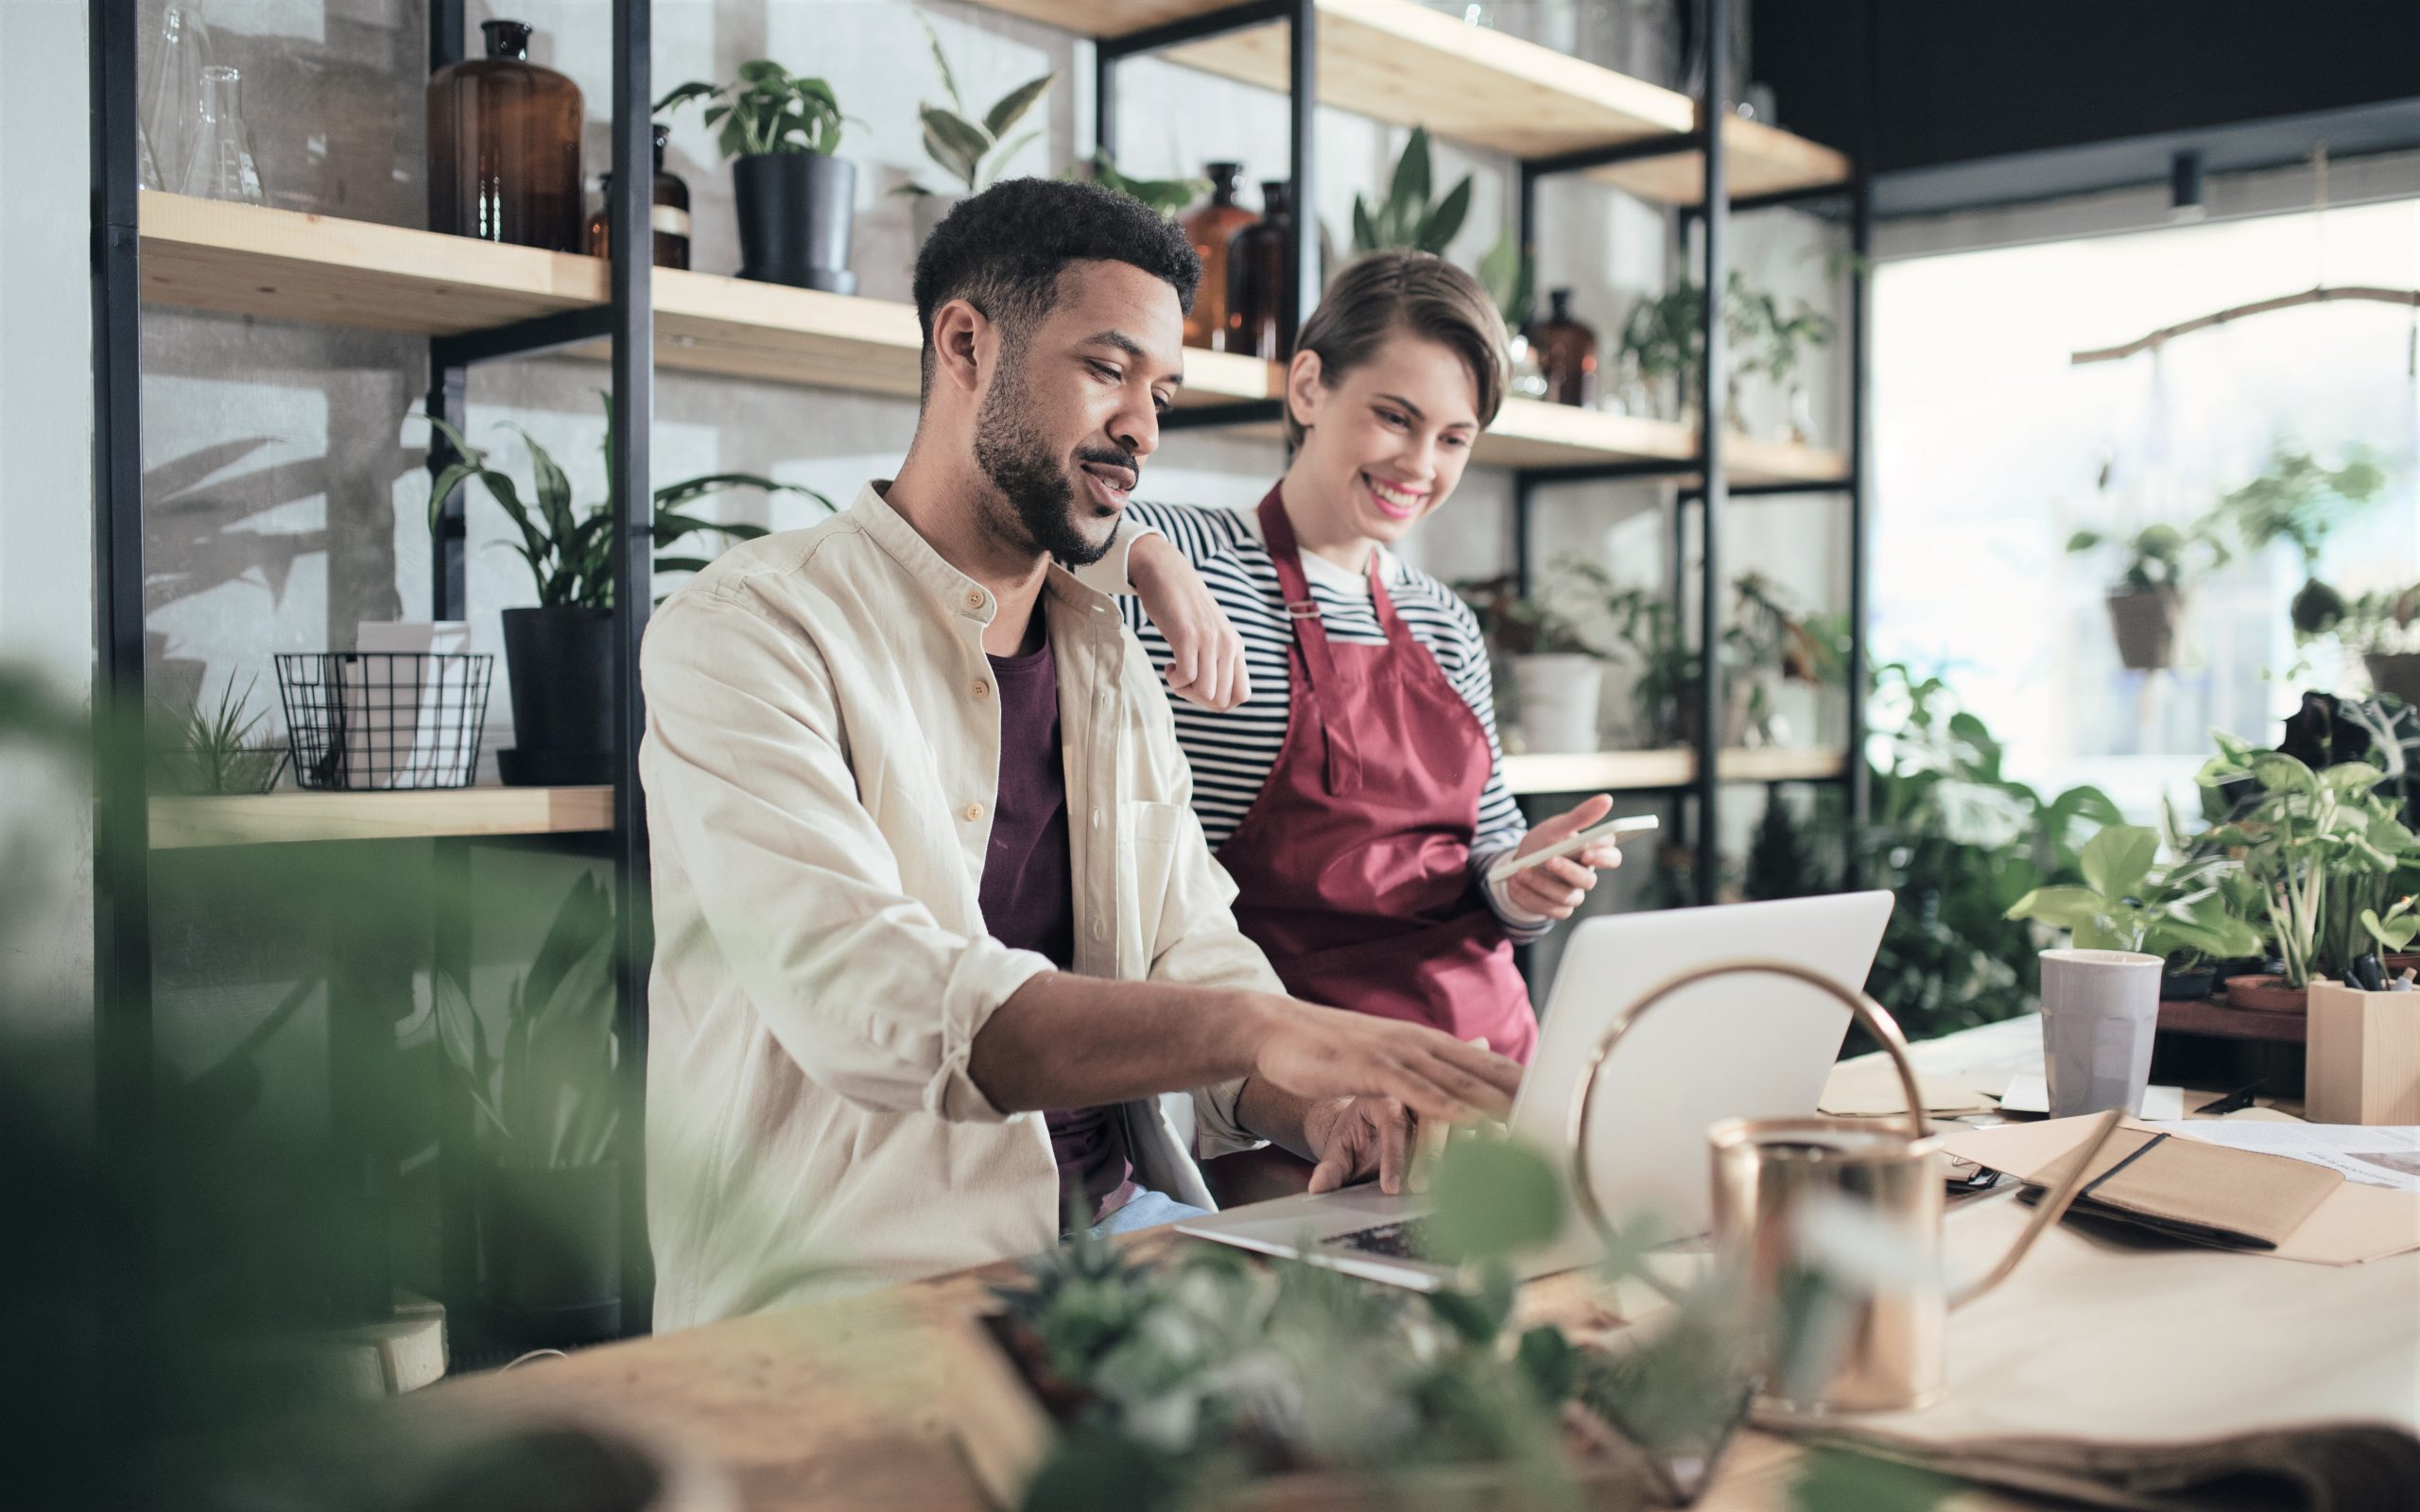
[1564,957,2123,1417]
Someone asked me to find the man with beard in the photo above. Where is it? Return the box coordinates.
[639,179,1523,1326]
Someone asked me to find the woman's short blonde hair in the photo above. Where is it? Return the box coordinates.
[1286,250,1511,448]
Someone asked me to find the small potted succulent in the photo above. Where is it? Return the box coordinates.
[148,672,286,795]
[424,395,830,783]
[658,60,856,291]
[2065,520,2231,672]
[899,15,1053,248]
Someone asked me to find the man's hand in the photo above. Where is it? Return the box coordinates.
[1502,792,1627,921]
[1303,1095,1419,1194]
[1128,531,1251,712]
[1248,999,1521,1125]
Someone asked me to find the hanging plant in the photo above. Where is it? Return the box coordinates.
[2211,442,2389,641]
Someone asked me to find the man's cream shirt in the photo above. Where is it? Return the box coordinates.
[639,482,1278,1328]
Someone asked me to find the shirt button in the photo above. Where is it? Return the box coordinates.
[1091,920,1107,942]
[972,679,990,699]
[1091,808,1103,832]
[962,802,984,822]
[964,590,985,610]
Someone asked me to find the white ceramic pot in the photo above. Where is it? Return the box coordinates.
[1512,653,1603,754]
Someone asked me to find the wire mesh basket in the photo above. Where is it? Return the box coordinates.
[274,652,493,791]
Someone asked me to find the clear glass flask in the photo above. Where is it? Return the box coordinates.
[180,64,266,204]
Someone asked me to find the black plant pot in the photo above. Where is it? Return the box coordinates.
[733,151,857,294]
[500,606,614,786]
[477,1162,622,1349]
[2160,967,2215,1002]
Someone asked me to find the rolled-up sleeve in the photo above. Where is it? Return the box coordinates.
[641,590,1049,1123]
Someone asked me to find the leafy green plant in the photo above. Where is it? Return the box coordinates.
[149,672,285,795]
[2332,583,2420,657]
[2211,442,2390,639]
[436,872,619,1169]
[2363,896,2417,954]
[424,394,830,609]
[2194,733,2418,987]
[2065,520,2232,596]
[902,15,1053,197]
[1618,272,1832,404]
[1350,127,1472,255]
[1072,152,1210,218]
[2005,824,2263,966]
[1454,569,1599,659]
[1477,224,1535,330]
[657,60,845,159]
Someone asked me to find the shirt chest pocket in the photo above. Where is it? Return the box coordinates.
[1116,799,1189,971]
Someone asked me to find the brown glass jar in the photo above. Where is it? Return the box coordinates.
[1225,180,1295,363]
[584,124,692,269]
[427,19,584,251]
[1182,163,1257,352]
[1531,287,1599,407]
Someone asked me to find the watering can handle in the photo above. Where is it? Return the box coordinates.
[1563,956,1929,1298]
[1946,1107,2126,1309]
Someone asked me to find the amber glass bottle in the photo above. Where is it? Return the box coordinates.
[1181,163,1257,352]
[427,20,584,251]
[1226,180,1295,363]
[1531,287,1599,407]
[585,125,692,269]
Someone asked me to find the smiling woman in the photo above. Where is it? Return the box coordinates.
[1117,253,1634,1128]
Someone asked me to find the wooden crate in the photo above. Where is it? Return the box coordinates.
[2307,983,2420,1125]
[942,1310,1670,1510]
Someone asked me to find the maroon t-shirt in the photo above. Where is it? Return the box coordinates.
[977,635,1134,1230]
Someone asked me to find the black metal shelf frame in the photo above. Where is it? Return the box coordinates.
[1091,0,1873,902]
[90,0,661,1351]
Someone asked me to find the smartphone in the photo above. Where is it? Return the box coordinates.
[1484,814,1660,885]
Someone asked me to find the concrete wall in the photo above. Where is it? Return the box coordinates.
[1,0,97,1062]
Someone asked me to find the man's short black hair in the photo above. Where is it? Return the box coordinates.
[910,178,1201,398]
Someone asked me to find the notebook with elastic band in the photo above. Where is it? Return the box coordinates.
[2028,1126,2344,1250]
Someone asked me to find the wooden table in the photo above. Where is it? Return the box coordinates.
[417,1016,2273,1509]
[417,1238,2033,1512]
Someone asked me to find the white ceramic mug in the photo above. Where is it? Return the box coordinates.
[2038,949,2162,1117]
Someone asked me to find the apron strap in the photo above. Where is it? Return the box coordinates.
[1256,490,1362,796]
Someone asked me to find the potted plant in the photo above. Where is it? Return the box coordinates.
[424,396,830,784]
[2005,825,2263,1001]
[1727,571,1842,747]
[2334,582,2420,706]
[2210,441,2389,642]
[1616,272,1828,432]
[1730,280,1835,443]
[2194,733,2419,1012]
[1476,225,1546,399]
[2065,520,2232,672]
[1068,152,1209,218]
[898,15,1053,248]
[148,672,286,794]
[1349,126,1473,256]
[1457,570,1605,754]
[437,872,625,1347]
[657,60,856,291]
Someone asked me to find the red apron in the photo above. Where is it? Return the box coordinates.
[1217,489,1538,1063]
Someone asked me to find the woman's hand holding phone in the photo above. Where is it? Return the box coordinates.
[1496,793,1634,920]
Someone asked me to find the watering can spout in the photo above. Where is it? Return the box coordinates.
[1947,1108,2126,1310]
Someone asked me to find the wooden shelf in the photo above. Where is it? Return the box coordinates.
[142,195,1843,483]
[136,194,1277,405]
[150,785,614,849]
[968,0,1848,203]
[1502,746,1845,795]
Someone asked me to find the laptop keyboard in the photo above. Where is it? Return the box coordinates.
[1334,1214,1440,1261]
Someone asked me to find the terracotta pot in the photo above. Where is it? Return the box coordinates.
[2366,651,2420,708]
[2223,973,2309,1015]
[2105,586,2183,671]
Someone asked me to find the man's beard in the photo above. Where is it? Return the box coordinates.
[971,352,1124,568]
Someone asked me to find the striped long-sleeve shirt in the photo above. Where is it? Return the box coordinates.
[1115,500,1548,940]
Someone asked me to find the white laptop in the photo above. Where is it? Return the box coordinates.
[1177,891,1896,1289]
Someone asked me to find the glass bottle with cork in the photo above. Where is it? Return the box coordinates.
[1530,288,1599,408]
